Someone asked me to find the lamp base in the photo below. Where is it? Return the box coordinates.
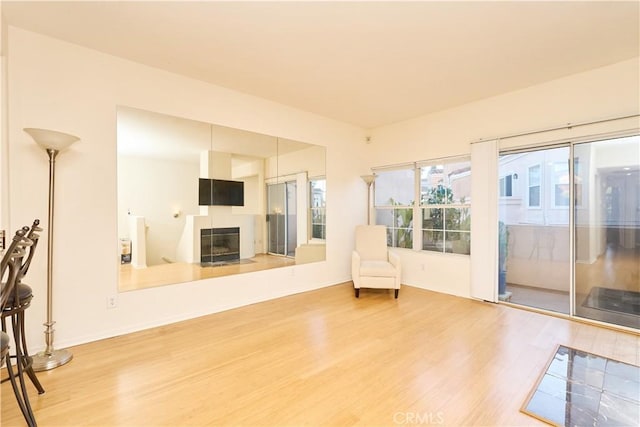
[31,348,73,372]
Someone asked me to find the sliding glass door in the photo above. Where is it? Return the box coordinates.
[574,136,640,329]
[267,181,297,257]
[498,146,571,314]
[499,134,639,329]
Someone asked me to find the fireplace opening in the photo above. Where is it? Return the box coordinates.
[201,227,240,265]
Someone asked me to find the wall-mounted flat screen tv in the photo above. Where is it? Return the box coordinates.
[199,178,244,206]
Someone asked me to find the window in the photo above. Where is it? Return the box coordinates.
[551,160,583,207]
[420,159,471,254]
[373,157,471,254]
[499,147,570,311]
[499,174,513,197]
[528,165,541,207]
[309,178,326,240]
[552,162,570,207]
[374,168,414,248]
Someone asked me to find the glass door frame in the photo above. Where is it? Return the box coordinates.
[498,130,640,330]
[568,143,576,317]
[266,179,297,258]
[498,143,573,315]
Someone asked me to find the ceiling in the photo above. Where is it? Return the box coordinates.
[3,1,639,129]
[117,106,313,162]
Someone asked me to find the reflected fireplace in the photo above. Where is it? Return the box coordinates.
[201,227,240,265]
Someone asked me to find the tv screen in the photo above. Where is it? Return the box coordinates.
[199,178,244,206]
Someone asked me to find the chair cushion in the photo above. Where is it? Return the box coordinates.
[355,225,388,261]
[360,260,397,277]
[1,331,9,350]
[0,331,8,362]
[1,283,33,307]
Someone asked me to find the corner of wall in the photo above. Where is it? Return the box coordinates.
[0,9,9,231]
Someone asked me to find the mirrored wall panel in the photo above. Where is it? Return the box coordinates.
[117,106,326,291]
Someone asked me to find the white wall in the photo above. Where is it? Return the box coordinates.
[0,9,8,232]
[232,158,265,252]
[232,158,264,215]
[266,144,326,179]
[7,24,638,349]
[369,57,640,298]
[6,27,367,351]
[118,155,199,265]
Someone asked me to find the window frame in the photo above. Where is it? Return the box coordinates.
[372,156,471,255]
[309,177,326,241]
[419,159,471,255]
[528,164,542,208]
[373,167,415,249]
[551,161,571,209]
[499,174,514,197]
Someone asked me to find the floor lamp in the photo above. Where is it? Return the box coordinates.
[24,128,79,371]
[360,174,376,225]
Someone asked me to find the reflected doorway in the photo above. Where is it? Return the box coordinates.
[574,136,640,329]
[267,181,297,257]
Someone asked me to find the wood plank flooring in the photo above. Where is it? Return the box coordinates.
[119,254,296,292]
[2,283,638,426]
[575,245,639,303]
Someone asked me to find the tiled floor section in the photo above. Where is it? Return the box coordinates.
[581,287,640,329]
[523,345,640,426]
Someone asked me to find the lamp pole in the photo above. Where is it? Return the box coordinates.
[360,174,377,225]
[24,128,79,371]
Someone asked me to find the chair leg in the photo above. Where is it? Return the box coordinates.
[355,288,360,298]
[24,361,45,395]
[7,314,38,426]
[5,352,36,426]
[18,310,45,394]
[394,289,399,299]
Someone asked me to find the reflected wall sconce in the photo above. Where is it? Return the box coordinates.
[24,127,80,371]
[360,174,377,225]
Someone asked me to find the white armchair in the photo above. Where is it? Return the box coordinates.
[351,225,402,298]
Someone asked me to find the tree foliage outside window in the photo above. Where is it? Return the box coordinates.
[420,161,471,255]
[388,198,413,248]
[374,169,414,248]
[372,159,471,255]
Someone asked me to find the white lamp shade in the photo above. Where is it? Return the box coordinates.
[24,128,80,151]
[361,174,377,186]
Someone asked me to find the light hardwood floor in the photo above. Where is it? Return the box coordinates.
[119,254,296,292]
[2,283,638,426]
[505,245,639,327]
[575,245,639,299]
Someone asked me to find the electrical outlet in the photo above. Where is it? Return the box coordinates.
[421,263,425,271]
[0,230,5,251]
[107,295,118,309]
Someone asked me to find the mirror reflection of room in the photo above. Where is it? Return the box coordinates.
[117,106,326,291]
